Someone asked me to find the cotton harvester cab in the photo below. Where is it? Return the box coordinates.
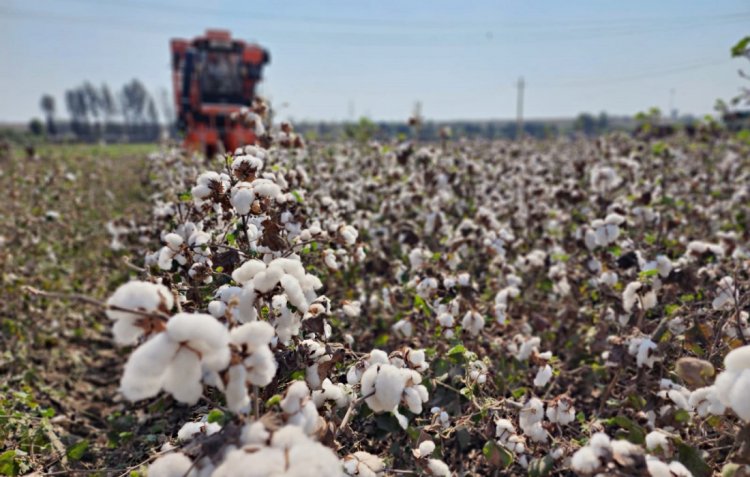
[171,30,270,156]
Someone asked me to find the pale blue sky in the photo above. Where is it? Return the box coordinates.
[1,0,748,122]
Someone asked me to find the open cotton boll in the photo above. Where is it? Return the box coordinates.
[106,281,174,345]
[148,452,196,477]
[461,310,484,337]
[177,421,221,442]
[342,300,361,318]
[231,154,264,180]
[426,458,451,476]
[225,364,250,413]
[312,378,350,408]
[251,178,282,200]
[339,225,358,246]
[230,321,275,350]
[232,259,266,285]
[623,281,642,313]
[162,346,204,404]
[533,364,553,388]
[164,233,183,251]
[208,300,226,318]
[120,333,179,401]
[645,430,672,456]
[361,364,406,413]
[343,451,384,477]
[688,386,725,417]
[253,266,284,293]
[712,276,736,310]
[546,397,575,425]
[166,313,230,370]
[280,274,309,313]
[243,347,278,386]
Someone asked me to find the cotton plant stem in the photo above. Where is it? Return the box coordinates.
[334,391,375,438]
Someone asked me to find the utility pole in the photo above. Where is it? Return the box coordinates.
[516,76,525,140]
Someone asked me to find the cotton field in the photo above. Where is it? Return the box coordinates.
[3,118,750,476]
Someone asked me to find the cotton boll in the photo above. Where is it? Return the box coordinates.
[232,259,267,285]
[225,364,250,413]
[533,364,553,388]
[281,274,309,313]
[281,381,310,415]
[208,300,226,318]
[230,185,255,216]
[230,321,275,350]
[253,266,284,293]
[251,179,282,200]
[167,313,228,348]
[163,347,203,404]
[361,364,406,413]
[148,453,195,477]
[546,397,575,425]
[426,459,451,476]
[461,310,484,337]
[342,300,361,318]
[415,440,436,458]
[343,452,384,477]
[120,333,179,401]
[645,430,672,456]
[392,319,413,338]
[570,447,601,474]
[339,225,358,246]
[622,281,642,313]
[713,276,736,310]
[177,421,221,442]
[106,281,174,345]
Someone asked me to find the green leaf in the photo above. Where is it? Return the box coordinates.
[447,344,466,357]
[528,455,555,477]
[67,440,89,461]
[290,370,306,381]
[731,36,750,57]
[676,441,711,477]
[265,394,282,408]
[207,409,225,424]
[413,294,431,316]
[483,440,513,468]
[292,190,304,203]
[0,450,19,476]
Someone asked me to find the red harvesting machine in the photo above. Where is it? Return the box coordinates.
[170,29,270,156]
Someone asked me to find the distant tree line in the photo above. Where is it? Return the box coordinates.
[37,79,175,143]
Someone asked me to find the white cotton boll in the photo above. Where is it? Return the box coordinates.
[667,461,693,477]
[623,281,642,313]
[120,333,179,401]
[166,313,230,364]
[713,276,736,310]
[106,281,174,345]
[241,421,270,445]
[571,446,601,474]
[236,285,258,323]
[207,300,226,318]
[164,233,183,251]
[148,453,195,477]
[533,364,553,388]
[225,364,250,413]
[230,321,275,350]
[286,439,342,475]
[724,345,750,373]
[231,259,267,285]
[546,398,575,425]
[243,347,277,386]
[646,457,671,477]
[416,440,436,458]
[343,452,384,477]
[163,347,203,404]
[339,225,358,245]
[281,274,309,313]
[645,430,671,455]
[158,247,175,270]
[253,266,284,293]
[437,311,454,328]
[403,386,427,414]
[426,459,451,477]
[656,255,673,278]
[281,381,310,415]
[599,271,618,287]
[516,337,541,361]
[392,319,413,338]
[457,272,470,286]
[461,310,484,337]
[342,301,361,318]
[636,339,659,368]
[177,421,221,442]
[584,228,598,250]
[361,364,406,413]
[518,398,544,435]
[728,369,750,421]
[301,273,324,291]
[407,349,427,369]
[667,389,691,411]
[689,386,725,417]
[251,179,282,199]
